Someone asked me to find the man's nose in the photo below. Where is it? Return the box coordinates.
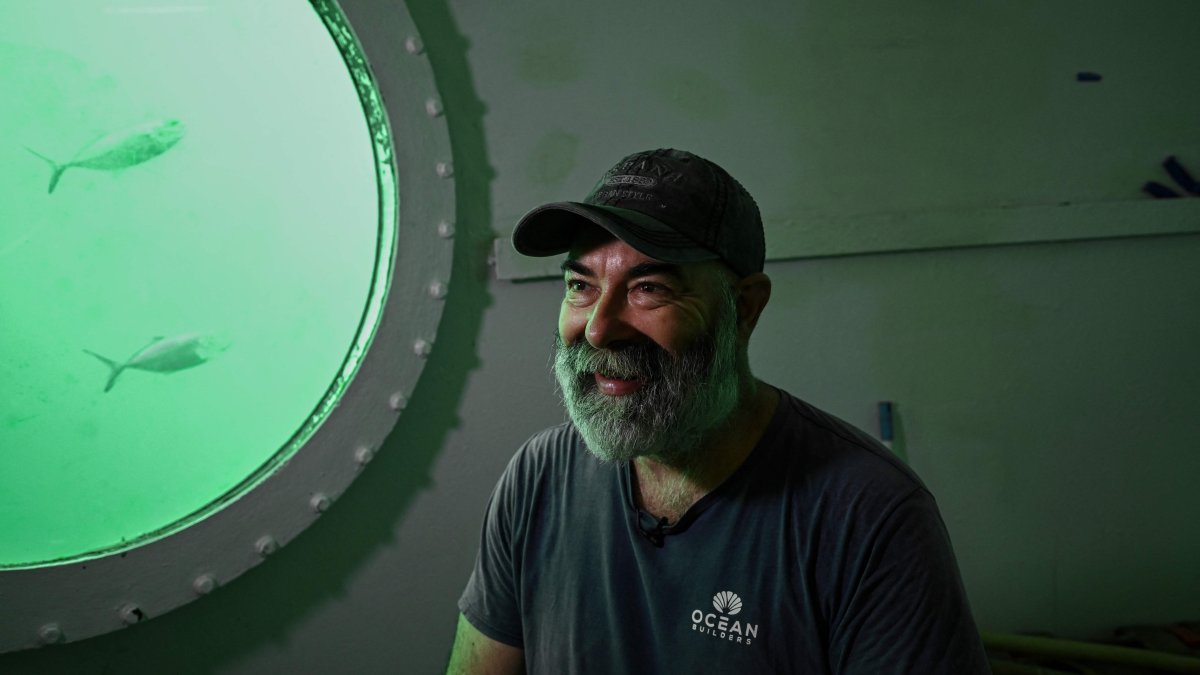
[585,292,636,350]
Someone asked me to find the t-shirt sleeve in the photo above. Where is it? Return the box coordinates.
[828,489,991,674]
[457,451,526,648]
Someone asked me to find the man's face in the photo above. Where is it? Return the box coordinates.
[552,227,746,465]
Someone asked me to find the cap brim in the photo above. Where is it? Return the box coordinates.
[511,202,720,265]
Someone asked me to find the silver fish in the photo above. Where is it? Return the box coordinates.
[26,119,185,193]
[83,332,228,393]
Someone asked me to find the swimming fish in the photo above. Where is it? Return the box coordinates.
[83,332,228,393]
[25,119,185,194]
[3,412,40,429]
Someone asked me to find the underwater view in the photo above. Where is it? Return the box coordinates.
[0,1,384,567]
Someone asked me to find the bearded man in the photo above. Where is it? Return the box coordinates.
[447,149,990,674]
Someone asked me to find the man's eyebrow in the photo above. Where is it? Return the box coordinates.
[561,259,593,276]
[560,259,687,283]
[627,262,686,283]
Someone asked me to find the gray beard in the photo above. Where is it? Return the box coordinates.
[552,288,746,466]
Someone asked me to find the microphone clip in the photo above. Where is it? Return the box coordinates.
[639,516,669,547]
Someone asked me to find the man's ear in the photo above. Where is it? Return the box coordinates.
[734,273,771,341]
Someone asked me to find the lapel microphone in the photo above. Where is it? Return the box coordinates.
[639,516,670,547]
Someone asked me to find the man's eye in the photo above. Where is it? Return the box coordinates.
[635,282,664,294]
[565,279,588,293]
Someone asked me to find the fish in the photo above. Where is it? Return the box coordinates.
[3,412,40,429]
[83,332,229,393]
[25,119,185,194]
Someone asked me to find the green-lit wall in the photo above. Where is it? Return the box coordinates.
[3,0,1197,672]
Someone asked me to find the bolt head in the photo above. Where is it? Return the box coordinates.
[193,574,217,595]
[38,623,63,645]
[435,161,453,178]
[256,535,278,557]
[404,36,424,54]
[118,604,144,625]
[428,281,448,299]
[437,221,455,239]
[310,493,332,513]
[355,445,376,465]
[413,339,432,357]
[388,392,407,411]
[425,98,443,117]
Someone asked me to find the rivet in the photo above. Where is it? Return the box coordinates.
[193,574,217,595]
[118,603,144,626]
[435,161,453,178]
[255,535,278,557]
[437,220,455,239]
[425,98,443,117]
[404,35,424,55]
[310,493,331,513]
[388,392,407,411]
[355,445,376,465]
[428,280,448,299]
[413,339,432,357]
[38,623,63,645]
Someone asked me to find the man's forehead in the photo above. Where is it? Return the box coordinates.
[564,223,621,256]
[561,256,688,283]
[563,224,667,265]
[565,232,680,274]
[562,222,729,284]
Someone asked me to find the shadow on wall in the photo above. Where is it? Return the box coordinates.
[0,1,495,673]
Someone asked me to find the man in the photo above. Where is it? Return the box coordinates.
[448,149,990,674]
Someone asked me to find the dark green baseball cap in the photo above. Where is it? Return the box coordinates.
[512,148,764,277]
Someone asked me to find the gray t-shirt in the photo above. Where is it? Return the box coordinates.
[459,389,990,674]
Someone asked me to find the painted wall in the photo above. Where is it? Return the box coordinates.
[3,0,1198,672]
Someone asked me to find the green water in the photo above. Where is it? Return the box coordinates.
[0,1,388,567]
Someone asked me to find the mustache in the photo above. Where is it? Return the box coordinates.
[554,335,670,382]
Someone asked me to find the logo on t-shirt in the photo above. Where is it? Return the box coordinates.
[690,590,759,646]
[712,591,742,615]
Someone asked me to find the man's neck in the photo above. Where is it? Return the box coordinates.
[632,380,779,523]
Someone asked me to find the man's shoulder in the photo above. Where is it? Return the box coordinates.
[769,388,928,497]
[491,422,613,522]
[514,421,581,463]
[521,421,579,447]
[499,422,594,485]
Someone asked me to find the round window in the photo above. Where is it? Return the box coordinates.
[0,0,453,650]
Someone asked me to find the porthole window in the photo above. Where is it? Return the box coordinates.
[0,0,453,650]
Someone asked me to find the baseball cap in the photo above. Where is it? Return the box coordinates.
[511,148,764,277]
